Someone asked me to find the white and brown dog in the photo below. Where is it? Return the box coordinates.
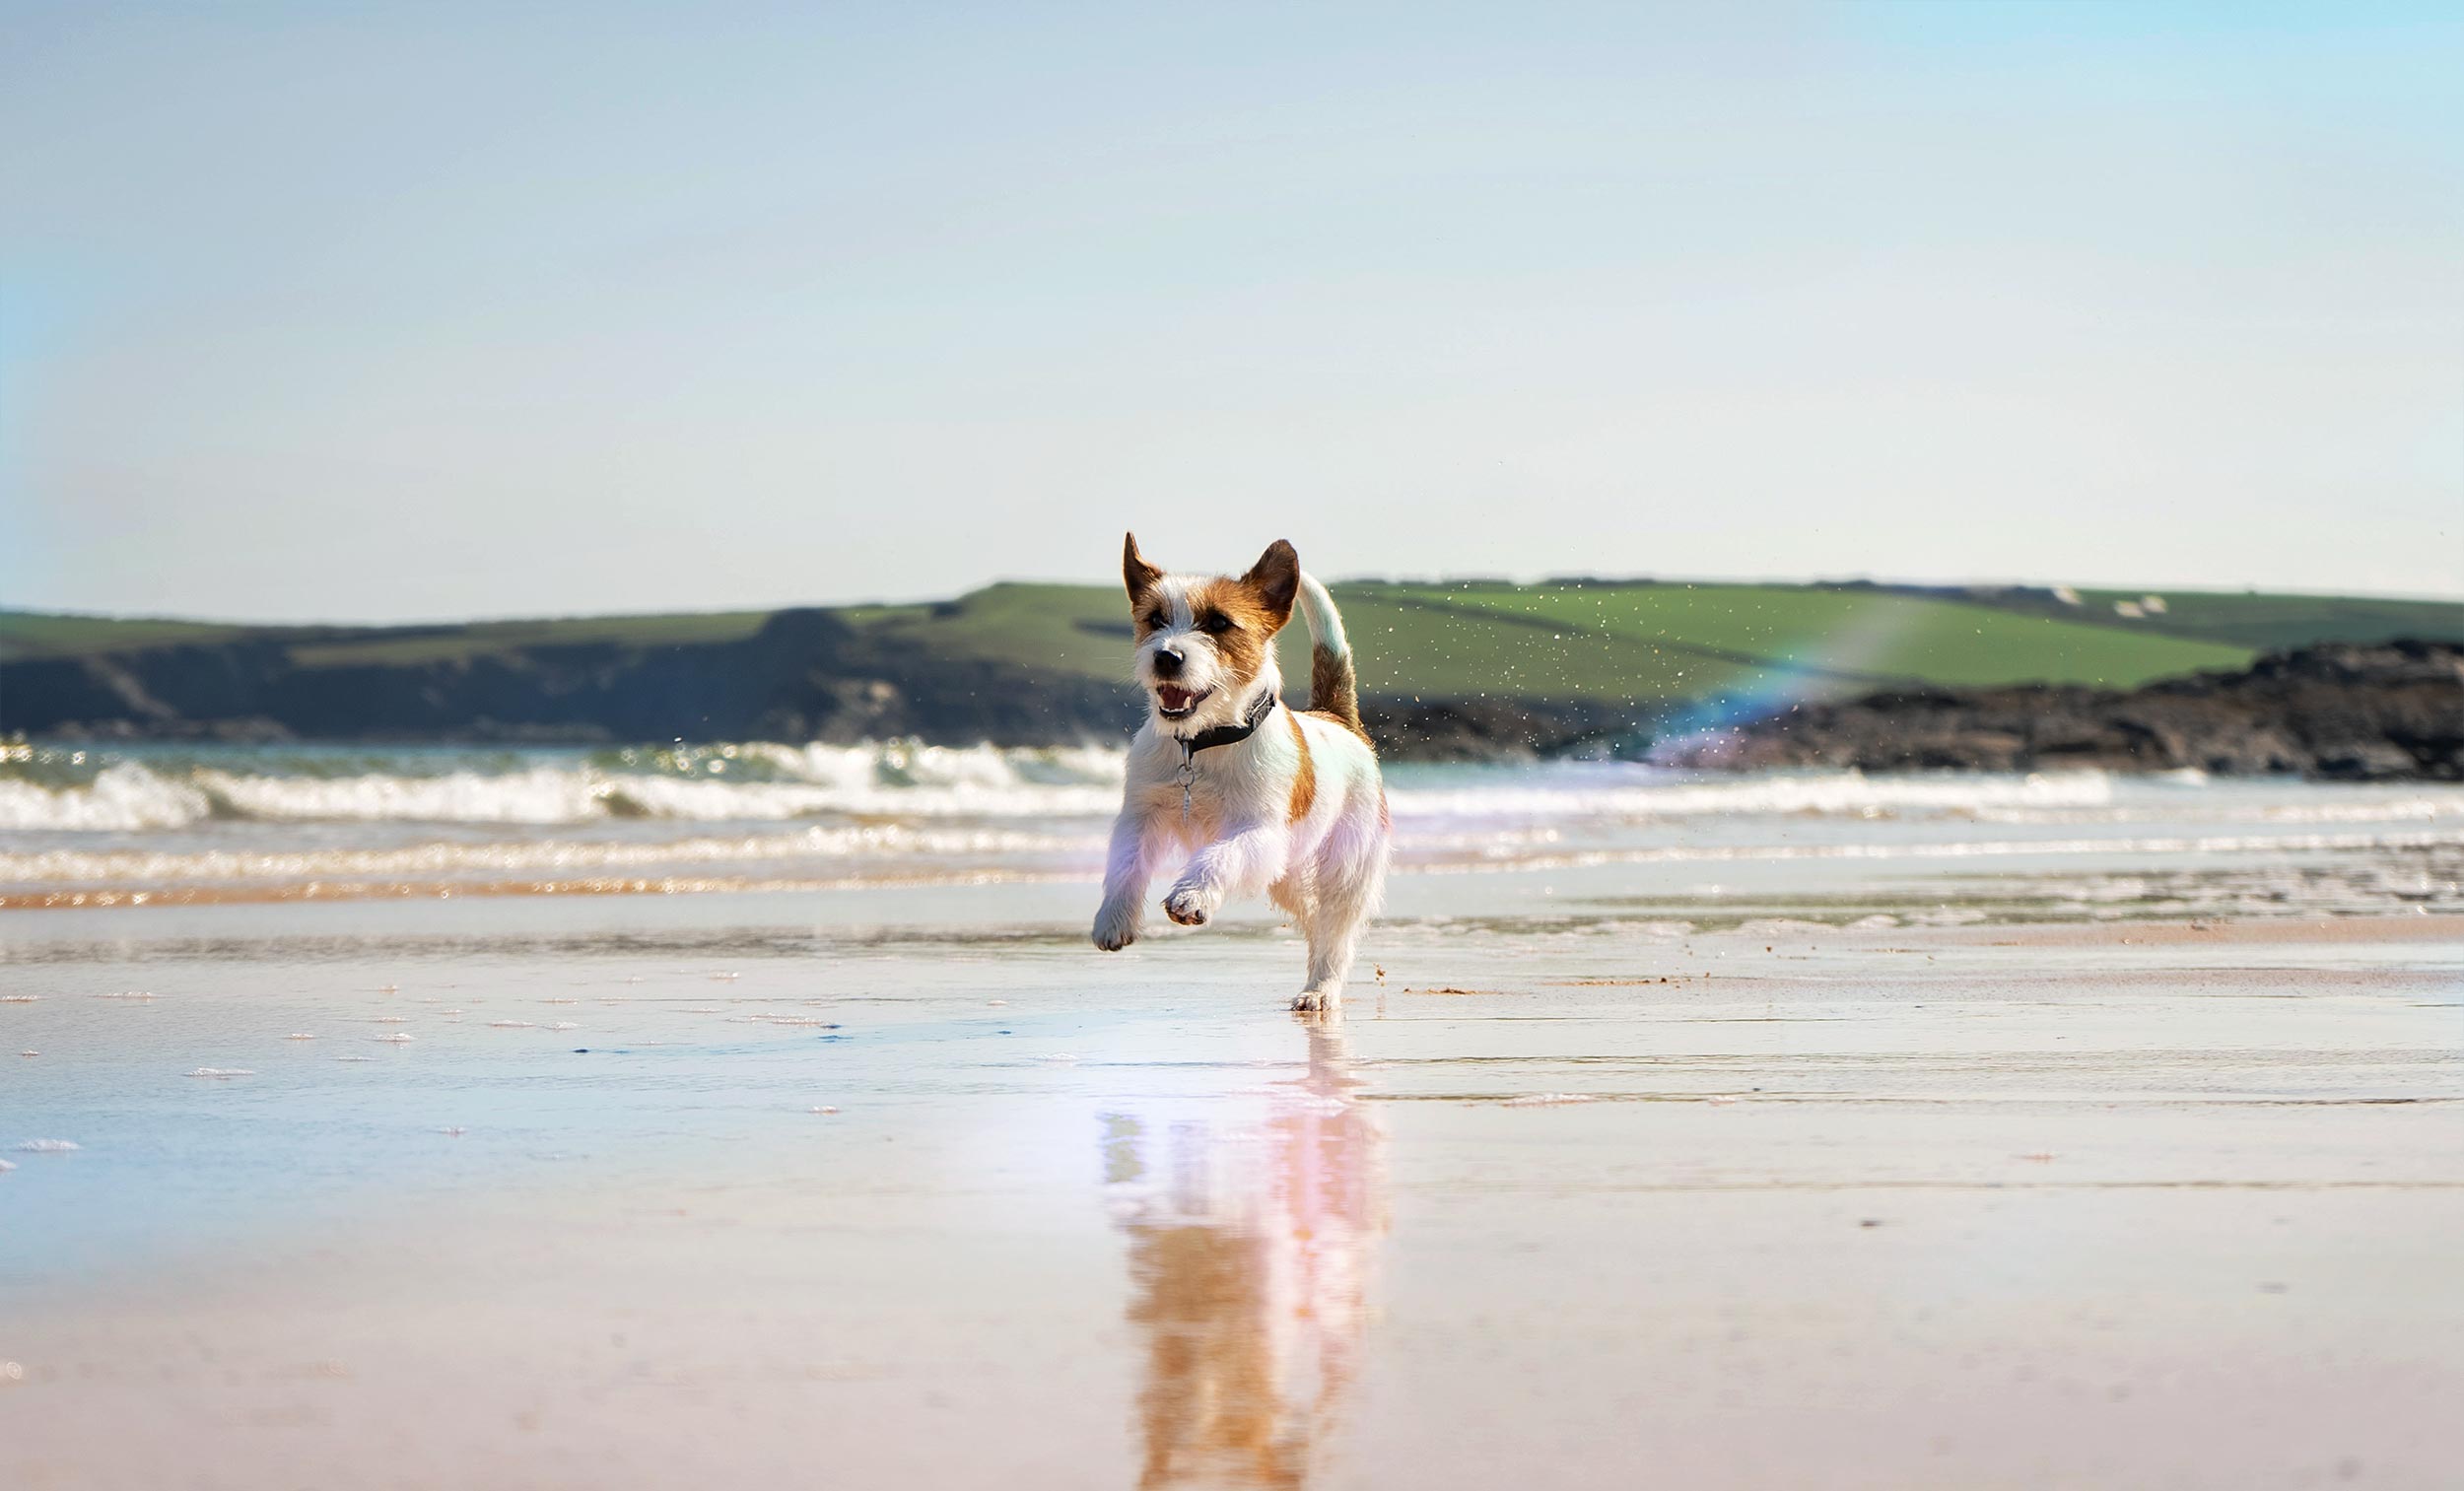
[1091,535,1391,1012]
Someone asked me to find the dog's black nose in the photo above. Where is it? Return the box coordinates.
[1152,646,1185,676]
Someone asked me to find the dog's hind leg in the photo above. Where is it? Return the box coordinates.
[1292,818,1389,1013]
[1293,910,1356,1014]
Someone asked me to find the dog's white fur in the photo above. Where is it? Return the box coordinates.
[1091,538,1390,1013]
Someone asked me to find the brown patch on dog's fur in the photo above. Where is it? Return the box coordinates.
[1304,709,1370,747]
[1303,707,1369,743]
[1286,708,1315,823]
[1183,576,1283,689]
[1306,644,1368,743]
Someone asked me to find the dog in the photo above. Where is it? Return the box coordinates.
[1091,534,1391,1013]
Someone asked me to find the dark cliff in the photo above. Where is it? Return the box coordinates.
[1652,642,2464,781]
[0,609,1138,747]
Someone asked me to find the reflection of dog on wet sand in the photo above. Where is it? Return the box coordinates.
[1103,1024,1387,1490]
[1091,535,1391,1012]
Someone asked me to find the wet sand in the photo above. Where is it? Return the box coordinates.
[3,891,2461,1489]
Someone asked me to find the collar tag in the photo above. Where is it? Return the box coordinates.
[1168,692,1275,823]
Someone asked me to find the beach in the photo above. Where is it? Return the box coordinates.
[15,0,2462,1481]
[3,754,2461,1488]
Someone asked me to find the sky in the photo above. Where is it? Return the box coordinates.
[3,2,2459,622]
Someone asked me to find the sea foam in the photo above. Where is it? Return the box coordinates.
[0,742,1128,832]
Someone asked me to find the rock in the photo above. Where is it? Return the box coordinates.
[1655,642,2464,780]
[1357,698,1621,762]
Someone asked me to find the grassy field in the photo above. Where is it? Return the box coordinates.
[281,611,778,667]
[0,611,258,659]
[0,609,777,666]
[6,582,2458,709]
[2011,587,2464,650]
[1330,581,2255,697]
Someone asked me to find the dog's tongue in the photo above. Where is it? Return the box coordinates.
[1157,685,1196,712]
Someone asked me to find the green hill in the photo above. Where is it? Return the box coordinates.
[9,582,2458,709]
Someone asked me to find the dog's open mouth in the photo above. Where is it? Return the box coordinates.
[1154,684,1210,717]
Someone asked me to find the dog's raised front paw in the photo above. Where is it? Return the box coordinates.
[1091,901,1140,952]
[1162,885,1213,927]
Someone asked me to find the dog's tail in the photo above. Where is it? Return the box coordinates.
[1296,573,1365,737]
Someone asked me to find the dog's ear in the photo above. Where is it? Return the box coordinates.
[1123,532,1163,603]
[1242,539,1300,627]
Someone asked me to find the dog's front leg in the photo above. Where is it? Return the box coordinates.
[1092,805,1160,951]
[1162,820,1289,928]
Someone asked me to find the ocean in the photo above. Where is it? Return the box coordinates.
[4,739,2458,919]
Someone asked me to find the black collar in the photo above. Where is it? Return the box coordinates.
[1175,690,1279,758]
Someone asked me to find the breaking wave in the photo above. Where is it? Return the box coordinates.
[5,739,2459,910]
[0,743,1129,832]
[0,742,2181,834]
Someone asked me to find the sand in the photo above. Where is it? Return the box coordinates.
[1,886,2460,1489]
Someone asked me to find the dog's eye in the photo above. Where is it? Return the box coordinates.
[1140,610,1165,630]
[1199,612,1235,635]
